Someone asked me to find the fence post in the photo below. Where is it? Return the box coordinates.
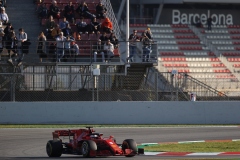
[155,72,158,101]
[11,74,15,102]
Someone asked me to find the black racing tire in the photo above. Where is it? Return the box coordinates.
[81,140,97,158]
[122,139,137,157]
[46,140,63,157]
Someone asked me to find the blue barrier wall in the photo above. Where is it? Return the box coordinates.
[0,102,239,124]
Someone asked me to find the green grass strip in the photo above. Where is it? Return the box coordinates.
[143,141,240,152]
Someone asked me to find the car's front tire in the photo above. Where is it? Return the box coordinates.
[46,140,63,157]
[81,140,97,158]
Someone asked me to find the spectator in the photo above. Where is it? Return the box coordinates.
[55,32,66,62]
[141,31,152,62]
[45,15,56,37]
[127,29,140,62]
[96,2,107,19]
[207,17,212,30]
[62,23,72,36]
[4,23,14,36]
[37,31,47,62]
[71,41,79,54]
[101,17,113,33]
[74,32,81,40]
[63,35,74,62]
[0,28,4,54]
[6,31,17,66]
[0,7,9,25]
[51,24,61,39]
[93,39,105,62]
[37,2,48,19]
[104,39,114,62]
[16,28,27,66]
[99,32,108,45]
[59,17,69,30]
[48,0,60,19]
[0,0,6,8]
[76,17,88,34]
[64,1,75,23]
[145,27,153,40]
[76,1,95,19]
[109,32,119,49]
[89,17,100,34]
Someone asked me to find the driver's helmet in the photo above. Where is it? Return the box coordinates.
[90,134,98,138]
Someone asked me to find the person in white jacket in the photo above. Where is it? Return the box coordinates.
[104,39,114,62]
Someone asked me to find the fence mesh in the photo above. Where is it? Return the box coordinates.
[0,65,236,102]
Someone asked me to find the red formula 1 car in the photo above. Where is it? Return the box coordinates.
[46,127,142,158]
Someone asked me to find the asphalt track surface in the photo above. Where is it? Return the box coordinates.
[0,126,240,159]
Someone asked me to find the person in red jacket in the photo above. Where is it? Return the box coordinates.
[101,17,113,33]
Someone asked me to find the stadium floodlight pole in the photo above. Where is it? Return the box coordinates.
[126,0,129,60]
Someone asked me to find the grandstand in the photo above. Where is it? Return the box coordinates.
[0,0,240,102]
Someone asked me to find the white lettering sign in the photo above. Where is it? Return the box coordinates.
[172,10,233,25]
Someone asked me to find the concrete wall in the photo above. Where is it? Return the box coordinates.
[0,102,239,124]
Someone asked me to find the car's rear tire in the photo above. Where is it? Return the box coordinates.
[46,140,63,157]
[122,139,137,157]
[81,140,97,158]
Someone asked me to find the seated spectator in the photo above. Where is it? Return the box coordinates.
[101,17,113,33]
[6,31,17,66]
[64,1,75,23]
[93,39,105,62]
[109,32,119,49]
[62,23,72,36]
[0,7,9,25]
[37,31,47,62]
[37,2,48,19]
[0,0,6,8]
[76,17,88,34]
[104,39,114,62]
[76,1,95,19]
[74,32,81,40]
[59,17,69,30]
[51,24,61,39]
[89,17,100,34]
[96,2,107,19]
[48,0,60,19]
[45,15,56,36]
[99,32,108,45]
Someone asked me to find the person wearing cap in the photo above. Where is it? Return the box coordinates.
[55,32,66,62]
[96,2,107,19]
[127,29,140,62]
[93,39,105,62]
[0,7,9,25]
[16,28,27,66]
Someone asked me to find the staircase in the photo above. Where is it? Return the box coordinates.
[112,63,153,90]
[6,0,42,63]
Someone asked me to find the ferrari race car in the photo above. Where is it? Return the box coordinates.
[46,127,143,158]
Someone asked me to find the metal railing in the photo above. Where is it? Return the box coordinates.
[0,64,235,101]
